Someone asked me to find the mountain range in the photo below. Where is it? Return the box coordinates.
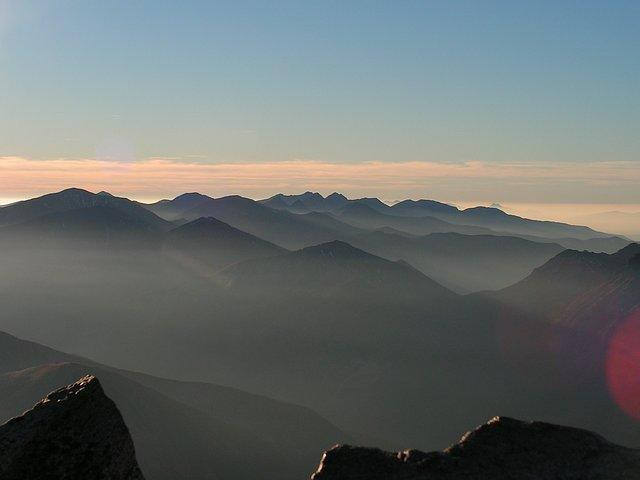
[261,191,624,242]
[1,187,640,478]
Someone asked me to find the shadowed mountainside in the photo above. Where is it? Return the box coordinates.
[219,240,455,301]
[164,216,287,269]
[169,194,358,249]
[2,189,639,460]
[348,230,565,292]
[0,188,170,231]
[491,243,640,331]
[0,375,145,480]
[0,331,347,480]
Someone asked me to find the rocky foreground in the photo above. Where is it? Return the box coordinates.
[311,416,640,479]
[0,375,144,480]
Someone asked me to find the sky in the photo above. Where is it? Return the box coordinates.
[0,0,638,225]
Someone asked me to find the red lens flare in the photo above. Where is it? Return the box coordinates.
[606,308,640,420]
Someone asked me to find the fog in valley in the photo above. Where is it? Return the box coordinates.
[1,188,639,479]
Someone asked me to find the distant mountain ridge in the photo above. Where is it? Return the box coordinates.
[165,216,286,269]
[146,193,359,249]
[492,243,640,331]
[0,188,170,231]
[0,189,288,269]
[145,192,214,221]
[348,230,565,292]
[260,191,625,245]
[219,240,455,301]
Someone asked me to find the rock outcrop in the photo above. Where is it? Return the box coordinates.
[0,375,144,480]
[311,416,640,479]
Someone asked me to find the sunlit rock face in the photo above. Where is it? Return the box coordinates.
[0,375,144,480]
[310,416,640,480]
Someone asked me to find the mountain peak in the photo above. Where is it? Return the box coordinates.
[53,187,95,197]
[173,192,211,201]
[0,375,145,479]
[300,240,373,259]
[463,205,508,216]
[327,192,347,200]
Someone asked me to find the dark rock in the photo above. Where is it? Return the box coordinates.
[0,375,144,480]
[310,416,640,479]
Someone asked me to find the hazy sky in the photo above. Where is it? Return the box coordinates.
[0,0,638,209]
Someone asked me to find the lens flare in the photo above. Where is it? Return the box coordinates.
[606,308,640,420]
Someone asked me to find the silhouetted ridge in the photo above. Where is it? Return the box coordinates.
[163,194,359,249]
[492,242,640,334]
[0,205,162,249]
[0,187,169,231]
[145,192,215,221]
[462,205,509,217]
[391,198,459,216]
[0,375,144,480]
[612,242,640,262]
[219,239,455,302]
[261,192,349,212]
[311,416,640,480]
[174,192,210,201]
[178,215,246,232]
[300,240,375,260]
[165,216,286,269]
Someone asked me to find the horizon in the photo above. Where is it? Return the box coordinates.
[3,2,640,478]
[1,0,638,224]
[1,185,639,240]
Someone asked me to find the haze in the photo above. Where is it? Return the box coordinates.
[1,2,640,479]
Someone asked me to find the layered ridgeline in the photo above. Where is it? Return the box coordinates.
[0,375,144,480]
[0,331,347,480]
[310,417,640,480]
[260,191,629,252]
[492,242,640,331]
[1,188,639,461]
[145,190,628,290]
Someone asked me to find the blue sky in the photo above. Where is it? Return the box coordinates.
[0,0,638,209]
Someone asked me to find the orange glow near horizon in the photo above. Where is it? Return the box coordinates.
[1,157,639,237]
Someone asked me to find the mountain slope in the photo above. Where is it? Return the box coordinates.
[175,195,357,249]
[258,191,621,243]
[164,216,286,269]
[0,331,347,480]
[145,193,214,221]
[311,416,640,480]
[491,243,640,327]
[349,231,565,292]
[448,206,614,241]
[219,240,455,301]
[334,202,493,236]
[0,188,170,231]
[0,205,161,249]
[261,192,348,213]
[0,375,145,480]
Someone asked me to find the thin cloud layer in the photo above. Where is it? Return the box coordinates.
[0,157,638,203]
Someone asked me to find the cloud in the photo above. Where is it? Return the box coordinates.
[0,156,638,203]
